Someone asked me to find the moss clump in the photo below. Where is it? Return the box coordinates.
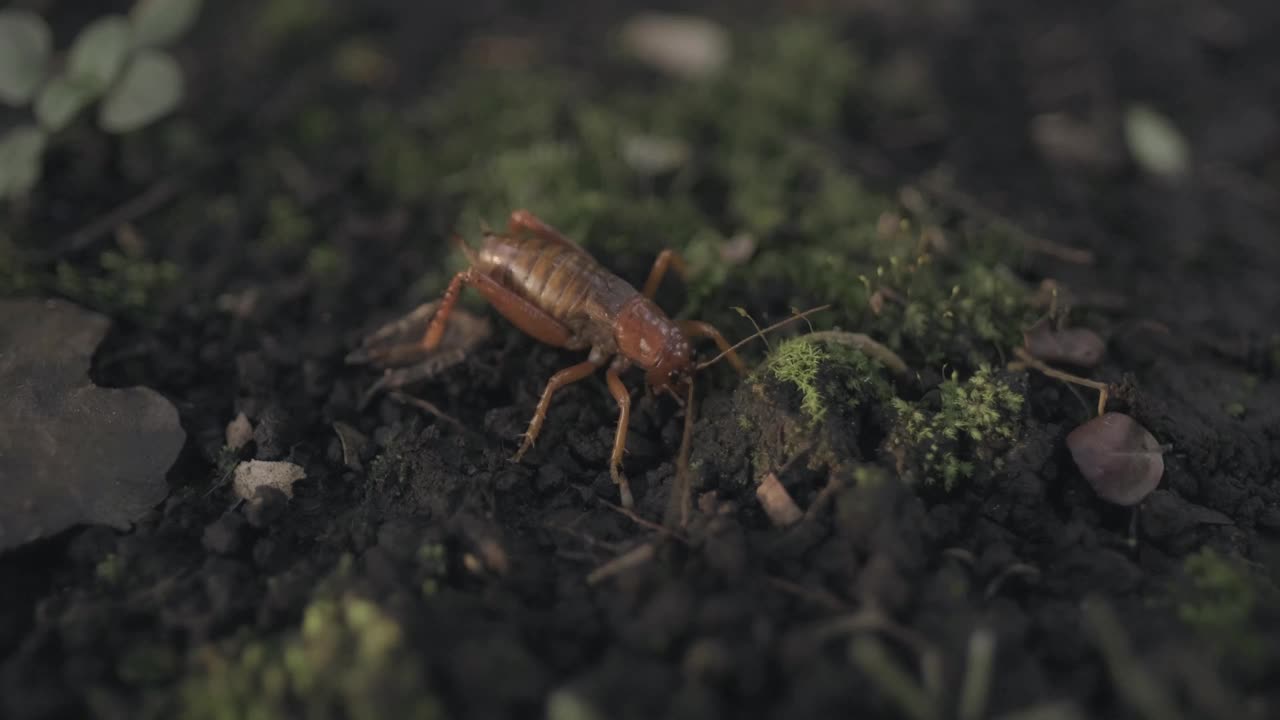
[1177,548,1265,668]
[178,593,444,720]
[764,336,893,423]
[886,366,1024,490]
[767,338,828,420]
[53,250,180,317]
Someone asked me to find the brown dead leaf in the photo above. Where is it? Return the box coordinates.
[1023,318,1106,368]
[1066,412,1164,506]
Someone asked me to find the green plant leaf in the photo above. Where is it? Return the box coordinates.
[35,74,99,131]
[129,0,203,48]
[0,10,52,105]
[99,50,184,133]
[1123,103,1190,180]
[0,125,47,200]
[67,15,133,92]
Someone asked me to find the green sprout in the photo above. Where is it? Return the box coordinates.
[0,0,202,199]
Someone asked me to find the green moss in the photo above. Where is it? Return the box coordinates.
[887,366,1024,490]
[767,338,828,420]
[1178,548,1263,666]
[763,336,894,423]
[53,250,180,316]
[179,593,445,720]
[261,195,314,252]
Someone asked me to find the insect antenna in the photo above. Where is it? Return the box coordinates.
[695,304,832,371]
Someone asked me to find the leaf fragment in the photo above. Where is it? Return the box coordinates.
[99,49,184,133]
[0,125,47,199]
[67,15,133,92]
[129,0,203,48]
[0,10,52,105]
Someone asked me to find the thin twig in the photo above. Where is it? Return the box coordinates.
[599,498,688,543]
[388,391,471,434]
[586,542,657,585]
[1012,347,1110,416]
[664,375,698,530]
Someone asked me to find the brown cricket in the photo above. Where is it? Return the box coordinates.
[361,209,752,508]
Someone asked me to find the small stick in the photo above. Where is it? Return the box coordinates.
[664,375,698,530]
[587,542,656,585]
[599,498,687,542]
[38,172,192,262]
[802,330,911,377]
[1012,347,1110,416]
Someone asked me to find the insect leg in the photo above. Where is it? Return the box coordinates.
[680,320,748,375]
[641,249,688,299]
[507,209,581,247]
[420,268,475,352]
[604,361,635,508]
[513,355,606,463]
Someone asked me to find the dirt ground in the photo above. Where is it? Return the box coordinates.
[2,1,1279,719]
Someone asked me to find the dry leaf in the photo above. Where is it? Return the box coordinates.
[1066,413,1164,505]
[1023,319,1106,368]
[0,298,184,551]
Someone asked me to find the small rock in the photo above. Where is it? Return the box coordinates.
[233,460,305,502]
[224,412,253,451]
[1142,490,1233,540]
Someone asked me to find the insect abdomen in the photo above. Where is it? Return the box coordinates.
[477,234,632,326]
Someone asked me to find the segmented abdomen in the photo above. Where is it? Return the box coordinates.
[476,233,633,327]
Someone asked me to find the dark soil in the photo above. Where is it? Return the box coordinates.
[3,1,1279,719]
